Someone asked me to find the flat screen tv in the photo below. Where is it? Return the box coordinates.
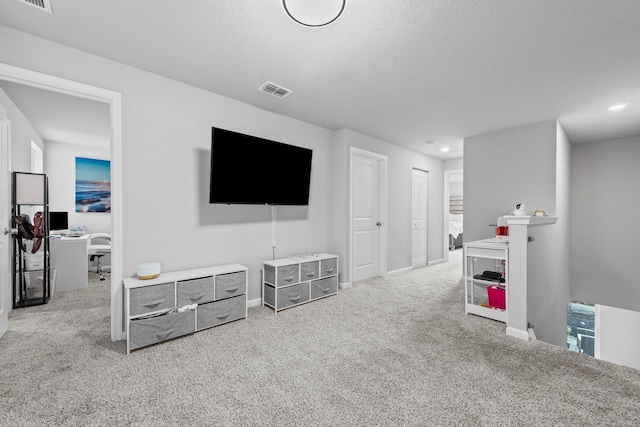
[209,127,313,205]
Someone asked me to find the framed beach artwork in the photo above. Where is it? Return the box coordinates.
[75,157,111,212]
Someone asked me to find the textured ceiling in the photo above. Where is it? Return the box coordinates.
[1,0,640,159]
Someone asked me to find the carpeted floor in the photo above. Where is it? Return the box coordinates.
[1,252,639,426]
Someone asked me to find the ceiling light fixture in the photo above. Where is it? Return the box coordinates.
[282,0,346,27]
[441,147,450,152]
[608,103,628,111]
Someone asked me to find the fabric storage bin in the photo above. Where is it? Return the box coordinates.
[487,286,506,310]
[24,268,55,298]
[24,250,44,270]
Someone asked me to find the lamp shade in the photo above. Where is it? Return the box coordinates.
[282,0,346,27]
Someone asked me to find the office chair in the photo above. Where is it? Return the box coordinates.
[88,233,111,281]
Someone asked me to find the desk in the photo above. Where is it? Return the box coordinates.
[49,235,89,292]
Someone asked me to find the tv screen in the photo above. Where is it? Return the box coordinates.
[209,127,313,205]
[49,211,69,230]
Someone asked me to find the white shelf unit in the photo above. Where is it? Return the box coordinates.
[263,253,338,312]
[463,239,509,323]
[123,264,248,353]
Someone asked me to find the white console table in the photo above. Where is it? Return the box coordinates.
[49,235,89,292]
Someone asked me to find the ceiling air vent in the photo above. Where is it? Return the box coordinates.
[16,0,53,13]
[259,81,293,99]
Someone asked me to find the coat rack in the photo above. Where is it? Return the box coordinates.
[11,171,51,308]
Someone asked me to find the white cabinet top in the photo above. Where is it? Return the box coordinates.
[464,238,509,250]
[123,264,247,289]
[503,215,558,226]
[264,253,338,267]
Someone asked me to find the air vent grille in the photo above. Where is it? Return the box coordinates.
[259,81,293,99]
[16,0,53,13]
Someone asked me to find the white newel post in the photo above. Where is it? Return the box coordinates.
[504,215,557,341]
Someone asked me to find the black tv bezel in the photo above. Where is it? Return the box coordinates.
[209,127,313,206]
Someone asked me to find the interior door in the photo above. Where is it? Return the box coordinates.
[0,101,10,338]
[352,154,381,282]
[412,169,428,267]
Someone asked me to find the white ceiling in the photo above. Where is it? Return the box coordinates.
[1,0,640,159]
[0,80,110,148]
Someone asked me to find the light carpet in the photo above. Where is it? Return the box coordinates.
[1,252,639,426]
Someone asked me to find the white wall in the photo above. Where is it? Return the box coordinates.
[571,136,640,312]
[596,304,640,370]
[464,120,571,346]
[0,88,43,173]
[444,157,463,172]
[0,26,335,312]
[525,123,571,346]
[44,140,110,234]
[464,120,558,242]
[330,129,444,284]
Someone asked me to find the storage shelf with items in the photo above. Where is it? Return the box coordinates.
[123,264,248,353]
[463,239,508,323]
[263,253,338,312]
[11,172,51,308]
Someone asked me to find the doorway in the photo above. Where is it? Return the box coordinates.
[443,169,463,262]
[0,62,124,341]
[350,147,387,283]
[0,101,10,338]
[411,168,428,268]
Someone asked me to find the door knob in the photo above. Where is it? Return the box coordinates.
[376,222,382,226]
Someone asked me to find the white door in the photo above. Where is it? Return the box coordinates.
[0,101,10,338]
[352,154,381,282]
[412,169,428,267]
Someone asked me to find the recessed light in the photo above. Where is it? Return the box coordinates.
[440,147,450,152]
[608,103,628,111]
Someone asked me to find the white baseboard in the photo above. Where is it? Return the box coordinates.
[506,326,530,341]
[428,258,446,266]
[339,282,352,289]
[387,267,413,276]
[247,298,262,308]
[528,328,537,341]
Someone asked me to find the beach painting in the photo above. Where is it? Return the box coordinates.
[76,157,111,212]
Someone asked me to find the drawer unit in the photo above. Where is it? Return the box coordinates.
[198,295,246,330]
[177,276,216,306]
[215,271,246,300]
[129,309,196,351]
[276,264,299,287]
[310,276,338,300]
[129,282,175,317]
[300,261,319,281]
[277,282,310,309]
[263,254,338,313]
[124,264,248,353]
[320,258,337,277]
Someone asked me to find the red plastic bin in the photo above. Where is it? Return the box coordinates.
[487,286,506,310]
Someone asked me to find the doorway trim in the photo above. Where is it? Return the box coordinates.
[349,147,388,285]
[443,169,463,262]
[0,62,124,341]
[411,168,428,268]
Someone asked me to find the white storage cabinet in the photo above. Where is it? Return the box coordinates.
[124,264,247,353]
[263,254,338,312]
[463,239,509,323]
